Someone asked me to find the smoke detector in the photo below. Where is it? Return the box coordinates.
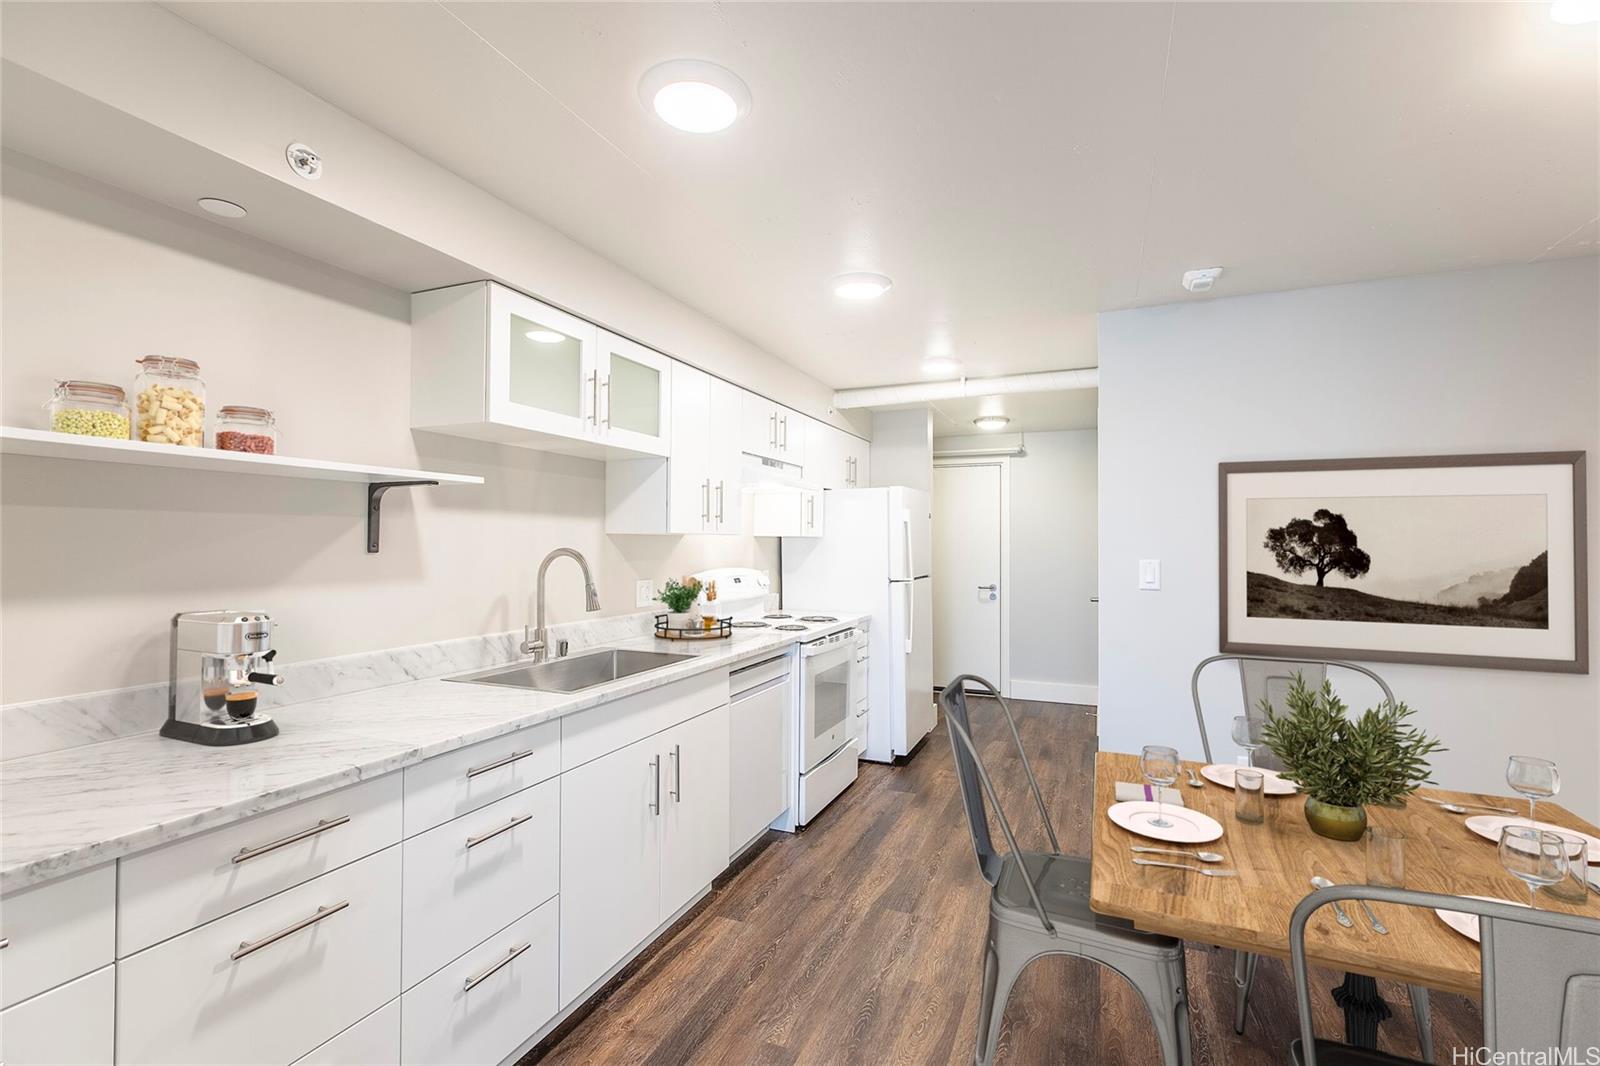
[1181,267,1223,293]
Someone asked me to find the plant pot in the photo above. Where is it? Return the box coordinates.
[666,612,695,630]
[1304,797,1367,842]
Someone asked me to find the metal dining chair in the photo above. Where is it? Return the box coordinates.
[1288,884,1600,1065]
[1189,654,1427,1050]
[941,675,1193,1066]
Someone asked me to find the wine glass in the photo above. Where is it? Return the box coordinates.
[1140,745,1181,829]
[1232,715,1268,768]
[1505,756,1559,825]
[1498,825,1568,906]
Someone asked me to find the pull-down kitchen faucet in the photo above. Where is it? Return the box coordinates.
[523,548,601,662]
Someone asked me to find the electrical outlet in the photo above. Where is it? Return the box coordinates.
[635,579,655,608]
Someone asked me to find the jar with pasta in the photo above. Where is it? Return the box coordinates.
[133,356,206,447]
[215,405,278,455]
[47,380,131,439]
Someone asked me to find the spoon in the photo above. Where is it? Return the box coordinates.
[1131,845,1226,863]
[1417,795,1517,816]
[1310,875,1354,928]
[1185,768,1205,789]
[1133,858,1238,878]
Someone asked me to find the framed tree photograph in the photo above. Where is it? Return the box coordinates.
[1219,452,1588,673]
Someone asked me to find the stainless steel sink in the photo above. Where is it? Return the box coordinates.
[445,648,696,693]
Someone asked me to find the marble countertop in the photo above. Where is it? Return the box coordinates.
[0,618,865,893]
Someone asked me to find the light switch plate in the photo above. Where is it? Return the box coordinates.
[1138,559,1161,591]
[635,579,655,608]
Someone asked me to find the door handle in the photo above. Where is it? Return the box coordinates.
[648,755,661,815]
[601,374,611,428]
[233,816,350,864]
[463,941,530,993]
[230,901,349,962]
[589,372,600,427]
[702,480,711,525]
[716,481,725,525]
[670,743,682,803]
[769,412,777,448]
[807,495,815,530]
[978,584,997,591]
[780,416,788,450]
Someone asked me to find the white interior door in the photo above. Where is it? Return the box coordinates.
[932,464,1003,692]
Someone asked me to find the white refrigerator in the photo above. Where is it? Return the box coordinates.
[781,487,934,762]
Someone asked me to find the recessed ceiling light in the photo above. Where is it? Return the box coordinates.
[833,272,894,301]
[639,60,751,133]
[525,329,565,344]
[973,415,1011,431]
[921,356,962,376]
[196,197,247,219]
[1551,0,1600,22]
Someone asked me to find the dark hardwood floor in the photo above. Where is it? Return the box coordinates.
[528,697,1482,1065]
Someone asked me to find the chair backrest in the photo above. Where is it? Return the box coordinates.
[1191,654,1396,767]
[939,675,1061,930]
[1289,884,1600,1065]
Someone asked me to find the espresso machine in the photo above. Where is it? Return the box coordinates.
[163,610,285,745]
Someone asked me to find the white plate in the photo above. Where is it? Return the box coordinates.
[1199,764,1298,795]
[1463,816,1600,865]
[1434,895,1530,943]
[1107,801,1224,844]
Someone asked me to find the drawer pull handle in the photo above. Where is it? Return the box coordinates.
[465,813,532,849]
[230,900,349,961]
[0,936,9,950]
[464,941,530,993]
[466,749,533,779]
[232,816,351,864]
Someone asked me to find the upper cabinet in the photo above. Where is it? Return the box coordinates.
[412,282,669,459]
[740,391,804,467]
[804,416,870,490]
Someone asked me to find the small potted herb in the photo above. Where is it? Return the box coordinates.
[1261,675,1445,841]
[656,577,703,630]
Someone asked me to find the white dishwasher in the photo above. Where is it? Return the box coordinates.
[727,652,795,859]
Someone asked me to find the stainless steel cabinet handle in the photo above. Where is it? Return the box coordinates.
[588,372,599,426]
[465,813,532,849]
[715,481,725,525]
[463,941,530,993]
[702,479,711,524]
[769,412,777,448]
[231,900,349,961]
[807,495,815,529]
[233,815,351,865]
[670,743,682,802]
[648,755,661,815]
[0,937,9,950]
[601,374,611,428]
[780,416,788,450]
[466,748,533,779]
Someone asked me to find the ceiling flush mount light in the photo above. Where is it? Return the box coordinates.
[973,415,1011,431]
[921,356,962,376]
[1551,0,1600,23]
[833,272,894,301]
[525,329,565,344]
[1181,266,1223,293]
[196,197,247,219]
[638,59,751,133]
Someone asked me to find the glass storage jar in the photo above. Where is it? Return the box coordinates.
[47,380,131,439]
[215,406,278,455]
[133,356,206,447]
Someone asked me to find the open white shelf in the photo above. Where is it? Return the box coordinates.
[1,426,484,553]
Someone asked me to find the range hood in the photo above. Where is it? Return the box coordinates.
[741,451,809,490]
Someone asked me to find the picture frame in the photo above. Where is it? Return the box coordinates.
[1218,452,1588,674]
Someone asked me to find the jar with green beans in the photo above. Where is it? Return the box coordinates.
[47,381,131,439]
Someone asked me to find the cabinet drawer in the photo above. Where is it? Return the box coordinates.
[294,999,400,1066]
[560,671,727,771]
[119,774,402,956]
[0,964,114,1066]
[402,778,559,988]
[117,846,402,1066]
[401,897,558,1066]
[0,863,114,1009]
[404,721,559,837]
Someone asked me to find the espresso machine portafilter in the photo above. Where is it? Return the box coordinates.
[162,610,285,745]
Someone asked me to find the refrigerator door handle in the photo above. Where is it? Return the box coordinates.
[905,579,914,654]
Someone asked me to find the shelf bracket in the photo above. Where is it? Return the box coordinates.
[367,480,437,554]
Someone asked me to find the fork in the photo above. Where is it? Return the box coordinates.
[1133,858,1237,877]
[1356,900,1389,935]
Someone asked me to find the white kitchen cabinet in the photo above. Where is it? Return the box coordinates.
[804,418,870,490]
[842,433,870,488]
[294,1000,400,1066]
[728,658,793,858]
[740,391,804,466]
[659,704,730,918]
[0,863,114,1010]
[412,281,669,459]
[403,719,560,837]
[752,487,824,537]
[605,361,742,535]
[0,964,114,1066]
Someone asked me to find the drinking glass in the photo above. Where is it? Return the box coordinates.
[1498,825,1568,905]
[1231,715,1268,767]
[1543,833,1590,905]
[1140,745,1181,829]
[1233,768,1265,825]
[1366,826,1405,887]
[1505,756,1559,824]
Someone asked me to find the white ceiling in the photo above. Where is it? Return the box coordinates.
[167,2,1598,393]
[926,388,1098,439]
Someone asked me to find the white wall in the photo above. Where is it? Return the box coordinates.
[869,409,933,492]
[1098,258,1600,820]
[0,158,776,704]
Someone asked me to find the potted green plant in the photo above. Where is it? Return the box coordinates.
[1261,675,1445,842]
[656,577,703,630]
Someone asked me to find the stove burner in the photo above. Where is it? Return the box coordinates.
[731,620,769,629]
[775,624,808,631]
[799,615,838,623]
[763,612,792,619]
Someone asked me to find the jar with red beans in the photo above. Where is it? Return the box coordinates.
[215,406,278,455]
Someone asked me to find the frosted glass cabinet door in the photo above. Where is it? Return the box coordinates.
[596,331,671,456]
[488,285,598,439]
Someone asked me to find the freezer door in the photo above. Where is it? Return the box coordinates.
[905,576,935,749]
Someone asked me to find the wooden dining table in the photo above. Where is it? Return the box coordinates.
[1089,752,1598,1044]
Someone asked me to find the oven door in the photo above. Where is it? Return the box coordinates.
[801,639,854,773]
